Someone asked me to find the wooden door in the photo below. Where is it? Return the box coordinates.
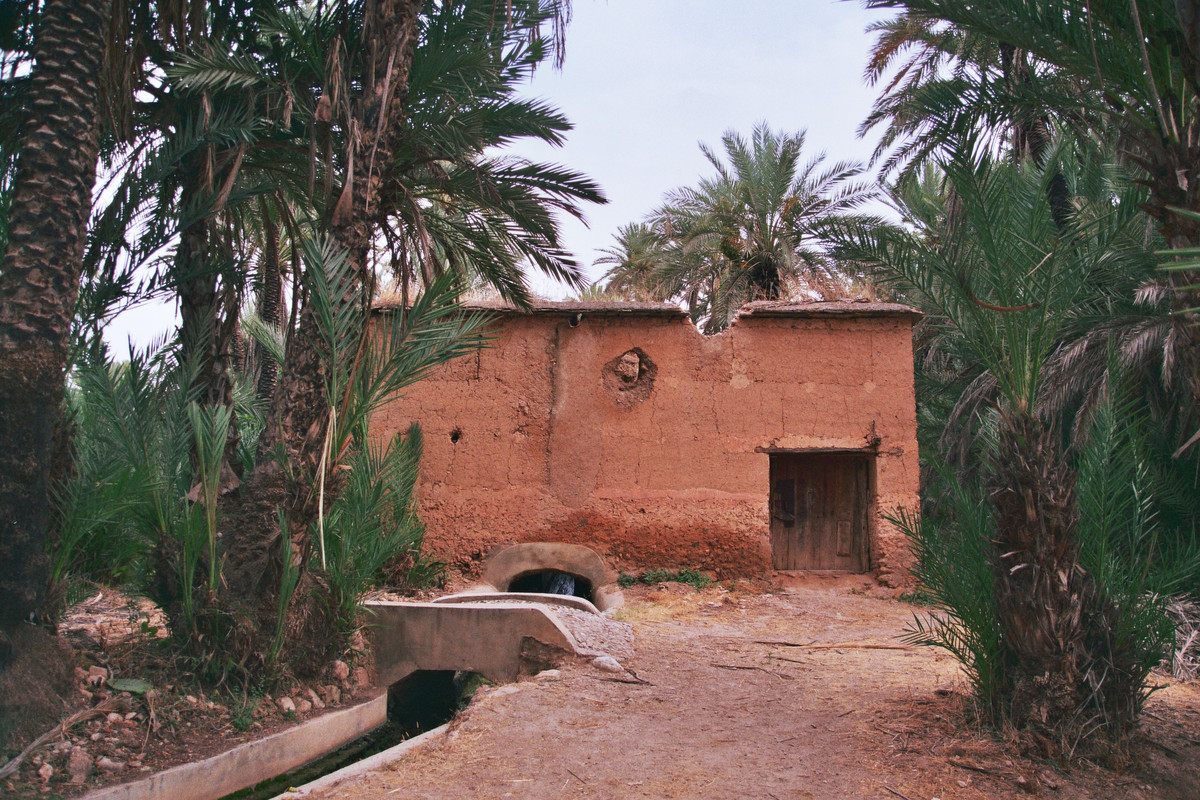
[770,453,869,571]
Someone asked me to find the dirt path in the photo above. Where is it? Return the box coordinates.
[301,581,1200,800]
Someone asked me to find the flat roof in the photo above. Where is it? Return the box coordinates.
[737,300,922,319]
[374,298,920,319]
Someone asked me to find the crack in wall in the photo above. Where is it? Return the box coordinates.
[543,324,562,490]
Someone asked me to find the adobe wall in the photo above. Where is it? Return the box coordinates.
[370,301,921,585]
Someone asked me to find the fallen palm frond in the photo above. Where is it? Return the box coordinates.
[1165,596,1200,681]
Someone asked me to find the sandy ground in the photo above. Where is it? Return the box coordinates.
[302,579,1200,800]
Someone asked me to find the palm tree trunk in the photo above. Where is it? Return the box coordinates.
[276,0,425,545]
[989,411,1137,755]
[0,0,110,663]
[998,43,1072,230]
[176,155,242,475]
[222,1,425,662]
[990,412,1087,743]
[255,200,283,402]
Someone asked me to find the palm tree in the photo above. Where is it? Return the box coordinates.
[643,123,874,332]
[595,222,669,300]
[863,0,1200,448]
[194,0,592,667]
[876,150,1196,476]
[381,0,603,307]
[1,0,589,678]
[0,0,111,664]
[840,143,1169,756]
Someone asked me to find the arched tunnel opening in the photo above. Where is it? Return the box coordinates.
[506,569,594,602]
[386,669,480,736]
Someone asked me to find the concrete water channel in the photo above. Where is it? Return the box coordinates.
[79,545,626,800]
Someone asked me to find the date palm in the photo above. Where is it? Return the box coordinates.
[840,143,1165,756]
[0,0,110,663]
[174,0,592,666]
[639,123,873,333]
[596,222,669,300]
[864,0,1200,450]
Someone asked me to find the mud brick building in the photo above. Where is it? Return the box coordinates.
[371,300,921,585]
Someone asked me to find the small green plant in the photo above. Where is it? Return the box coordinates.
[453,671,493,709]
[675,569,714,590]
[231,697,258,732]
[897,590,935,606]
[619,568,714,590]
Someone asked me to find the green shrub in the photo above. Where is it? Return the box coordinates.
[619,568,714,591]
[319,423,430,631]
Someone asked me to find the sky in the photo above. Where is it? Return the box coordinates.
[104,0,892,348]
[508,0,891,298]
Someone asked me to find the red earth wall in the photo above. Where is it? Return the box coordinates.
[370,301,921,585]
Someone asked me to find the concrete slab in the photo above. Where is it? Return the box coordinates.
[77,596,602,800]
[80,694,387,800]
[364,601,579,686]
[431,591,600,614]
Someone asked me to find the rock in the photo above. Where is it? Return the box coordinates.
[654,581,696,595]
[323,685,342,705]
[331,660,350,681]
[349,630,368,653]
[276,696,296,713]
[350,666,370,688]
[184,695,198,705]
[86,666,108,686]
[73,667,89,682]
[305,688,325,709]
[534,669,561,681]
[591,655,624,673]
[37,763,53,783]
[105,712,123,723]
[67,747,92,783]
[294,698,312,713]
[90,732,102,742]
[96,756,125,772]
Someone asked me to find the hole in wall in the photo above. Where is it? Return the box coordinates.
[506,570,594,602]
[449,427,462,443]
[601,348,657,408]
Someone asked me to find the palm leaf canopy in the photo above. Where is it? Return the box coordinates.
[609,122,873,332]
